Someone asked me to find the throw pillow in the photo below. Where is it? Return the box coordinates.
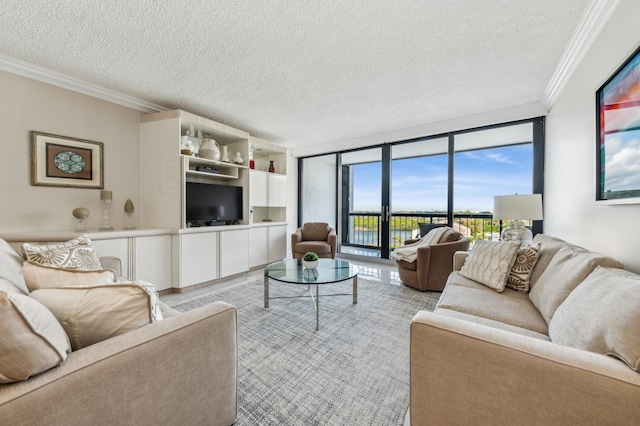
[22,235,102,270]
[30,283,161,351]
[22,261,116,292]
[0,238,30,294]
[506,242,541,293]
[529,246,623,324]
[0,290,71,383]
[459,239,521,292]
[549,266,640,371]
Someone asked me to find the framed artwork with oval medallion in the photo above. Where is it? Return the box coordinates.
[31,131,103,189]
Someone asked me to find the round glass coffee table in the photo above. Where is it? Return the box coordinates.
[264,258,359,330]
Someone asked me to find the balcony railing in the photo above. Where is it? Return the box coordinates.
[345,212,506,254]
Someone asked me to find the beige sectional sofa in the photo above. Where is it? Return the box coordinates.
[410,234,640,425]
[0,237,238,425]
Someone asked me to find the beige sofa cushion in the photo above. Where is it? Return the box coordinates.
[529,246,623,324]
[529,234,587,288]
[30,284,158,350]
[0,290,70,383]
[22,235,102,270]
[437,272,548,335]
[549,266,640,371]
[22,261,116,292]
[459,240,521,292]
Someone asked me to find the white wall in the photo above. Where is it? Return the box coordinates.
[0,70,142,233]
[545,0,640,272]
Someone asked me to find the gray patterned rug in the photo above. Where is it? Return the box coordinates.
[173,278,440,425]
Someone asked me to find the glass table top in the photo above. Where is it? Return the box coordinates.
[265,258,358,284]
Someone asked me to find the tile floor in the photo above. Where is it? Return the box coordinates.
[160,256,402,307]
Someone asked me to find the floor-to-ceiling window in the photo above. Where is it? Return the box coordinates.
[453,123,536,241]
[299,117,544,260]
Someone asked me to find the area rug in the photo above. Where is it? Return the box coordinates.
[173,278,440,425]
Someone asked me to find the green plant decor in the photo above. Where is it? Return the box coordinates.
[303,252,319,261]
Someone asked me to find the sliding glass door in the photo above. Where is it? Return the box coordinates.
[299,118,544,260]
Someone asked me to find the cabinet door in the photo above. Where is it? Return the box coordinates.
[179,232,218,287]
[268,225,287,262]
[249,227,269,267]
[219,229,249,277]
[250,170,268,207]
[268,174,287,207]
[135,235,172,291]
[92,238,130,278]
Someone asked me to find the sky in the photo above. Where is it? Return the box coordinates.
[603,128,640,193]
[352,144,533,213]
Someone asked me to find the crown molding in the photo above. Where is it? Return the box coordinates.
[0,54,168,113]
[540,0,621,109]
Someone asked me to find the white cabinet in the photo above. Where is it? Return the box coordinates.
[249,227,269,267]
[49,233,172,291]
[249,170,268,207]
[249,170,286,208]
[268,225,287,262]
[135,235,172,291]
[268,174,287,207]
[175,232,218,287]
[219,229,249,277]
[139,110,250,229]
[92,238,130,278]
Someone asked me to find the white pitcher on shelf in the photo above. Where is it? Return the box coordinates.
[199,138,220,161]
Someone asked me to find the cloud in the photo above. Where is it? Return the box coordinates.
[604,130,640,191]
[484,152,513,164]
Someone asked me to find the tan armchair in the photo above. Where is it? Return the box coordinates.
[291,222,337,259]
[395,233,470,292]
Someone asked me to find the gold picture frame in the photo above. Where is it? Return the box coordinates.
[31,131,104,189]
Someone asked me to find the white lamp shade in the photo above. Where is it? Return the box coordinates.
[493,194,543,221]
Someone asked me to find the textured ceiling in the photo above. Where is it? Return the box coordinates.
[1,0,594,152]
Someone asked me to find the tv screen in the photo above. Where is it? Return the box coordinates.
[186,182,243,226]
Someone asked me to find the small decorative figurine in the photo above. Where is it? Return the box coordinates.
[234,152,243,164]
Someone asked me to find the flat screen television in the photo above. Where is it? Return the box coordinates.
[185,182,243,226]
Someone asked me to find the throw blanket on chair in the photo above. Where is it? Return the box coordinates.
[391,226,450,263]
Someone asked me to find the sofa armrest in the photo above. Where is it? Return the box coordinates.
[327,228,338,258]
[410,311,640,425]
[453,251,469,271]
[0,302,238,426]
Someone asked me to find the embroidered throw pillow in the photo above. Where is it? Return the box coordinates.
[459,240,521,292]
[22,235,102,270]
[506,242,541,293]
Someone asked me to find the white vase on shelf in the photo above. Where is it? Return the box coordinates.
[221,145,230,162]
[199,139,220,161]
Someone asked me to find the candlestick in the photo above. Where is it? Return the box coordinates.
[99,191,114,231]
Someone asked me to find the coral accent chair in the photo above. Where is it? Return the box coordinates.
[291,222,337,259]
[395,230,470,292]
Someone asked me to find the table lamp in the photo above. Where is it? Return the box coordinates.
[493,194,543,244]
